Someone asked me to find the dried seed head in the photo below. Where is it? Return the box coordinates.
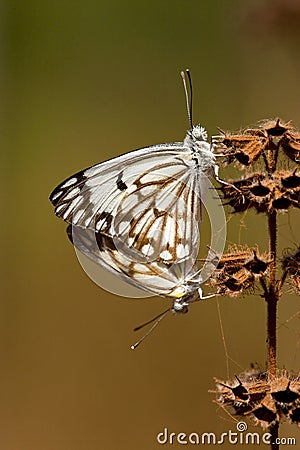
[208,245,269,297]
[262,118,293,138]
[215,118,299,166]
[221,170,300,214]
[215,131,267,166]
[213,369,300,428]
[248,394,278,427]
[281,131,300,163]
[215,375,251,412]
[214,246,256,269]
[271,380,299,405]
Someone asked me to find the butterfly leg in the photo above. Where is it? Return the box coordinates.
[213,164,232,188]
[198,286,215,300]
[187,272,215,300]
[213,165,245,203]
[185,278,215,300]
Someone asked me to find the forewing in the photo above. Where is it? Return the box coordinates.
[50,143,188,235]
[51,141,205,286]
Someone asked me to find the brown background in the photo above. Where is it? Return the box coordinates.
[2,1,300,449]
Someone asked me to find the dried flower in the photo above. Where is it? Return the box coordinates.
[212,117,300,443]
[221,170,300,213]
[208,246,269,297]
[213,369,300,428]
[216,118,300,167]
[281,130,300,163]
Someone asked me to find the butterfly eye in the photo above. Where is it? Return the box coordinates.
[172,300,189,314]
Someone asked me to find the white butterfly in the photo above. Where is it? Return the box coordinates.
[50,70,228,346]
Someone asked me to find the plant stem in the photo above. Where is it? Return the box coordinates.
[267,210,278,380]
[270,423,279,450]
[266,146,279,449]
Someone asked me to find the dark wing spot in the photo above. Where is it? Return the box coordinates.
[117,180,127,191]
[116,172,127,191]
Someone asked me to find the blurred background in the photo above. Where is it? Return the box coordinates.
[2,0,300,449]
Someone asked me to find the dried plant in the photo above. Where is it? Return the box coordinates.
[211,119,300,449]
[213,369,300,428]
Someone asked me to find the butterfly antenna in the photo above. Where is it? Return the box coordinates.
[181,69,193,128]
[131,307,171,350]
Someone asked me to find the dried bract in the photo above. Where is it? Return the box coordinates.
[215,118,300,166]
[221,170,300,214]
[213,369,300,428]
[281,131,300,163]
[208,246,269,297]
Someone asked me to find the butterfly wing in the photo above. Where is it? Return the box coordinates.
[68,225,199,298]
[50,143,187,232]
[50,142,206,267]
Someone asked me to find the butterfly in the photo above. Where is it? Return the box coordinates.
[50,70,228,346]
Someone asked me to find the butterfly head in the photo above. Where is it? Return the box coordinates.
[190,125,208,142]
[184,125,209,149]
[172,299,189,314]
[172,288,200,314]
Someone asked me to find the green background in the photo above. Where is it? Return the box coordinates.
[2,1,300,449]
